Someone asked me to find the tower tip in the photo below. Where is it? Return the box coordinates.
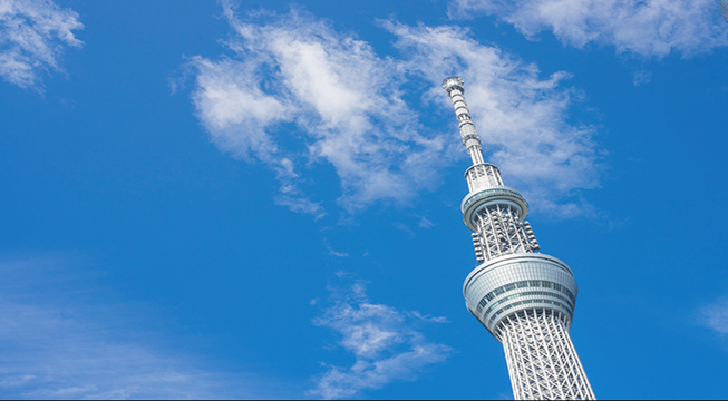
[442,76,464,92]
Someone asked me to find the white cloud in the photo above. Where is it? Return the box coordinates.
[449,0,728,58]
[309,280,452,399]
[190,4,450,215]
[632,69,652,86]
[701,298,728,335]
[416,215,434,229]
[324,238,349,257]
[0,0,83,88]
[0,257,275,399]
[188,3,604,217]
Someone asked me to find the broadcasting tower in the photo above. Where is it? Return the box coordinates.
[442,77,595,400]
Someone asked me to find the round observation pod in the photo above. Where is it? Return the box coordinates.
[722,0,728,22]
[461,186,529,231]
[463,253,578,340]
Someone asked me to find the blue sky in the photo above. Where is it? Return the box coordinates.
[1,0,727,399]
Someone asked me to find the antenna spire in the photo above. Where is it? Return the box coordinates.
[442,76,485,165]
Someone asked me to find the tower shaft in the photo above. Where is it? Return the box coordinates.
[442,77,595,400]
[502,310,594,400]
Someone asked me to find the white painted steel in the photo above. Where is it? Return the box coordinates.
[474,205,537,259]
[442,77,485,166]
[500,310,594,400]
[465,163,504,193]
[444,77,595,399]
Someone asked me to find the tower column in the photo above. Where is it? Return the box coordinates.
[443,76,595,400]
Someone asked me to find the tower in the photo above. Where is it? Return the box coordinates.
[721,0,728,23]
[442,77,595,400]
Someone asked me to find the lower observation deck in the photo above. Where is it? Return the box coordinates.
[463,253,577,339]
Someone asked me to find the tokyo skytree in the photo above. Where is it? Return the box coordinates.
[442,77,595,400]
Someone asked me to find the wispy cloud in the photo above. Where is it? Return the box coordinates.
[187,3,604,218]
[0,257,276,399]
[189,3,448,215]
[416,215,434,229]
[0,0,84,89]
[324,238,349,257]
[632,70,652,86]
[701,297,728,335]
[308,278,452,399]
[448,0,728,58]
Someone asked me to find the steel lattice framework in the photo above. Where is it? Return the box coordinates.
[501,310,593,399]
[442,77,595,400]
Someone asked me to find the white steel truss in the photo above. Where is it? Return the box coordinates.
[473,205,539,263]
[499,310,595,400]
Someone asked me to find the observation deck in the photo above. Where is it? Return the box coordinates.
[463,253,577,340]
[461,185,529,232]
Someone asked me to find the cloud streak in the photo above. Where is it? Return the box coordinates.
[308,278,452,399]
[0,257,274,399]
[0,0,84,89]
[448,0,728,58]
[701,297,728,335]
